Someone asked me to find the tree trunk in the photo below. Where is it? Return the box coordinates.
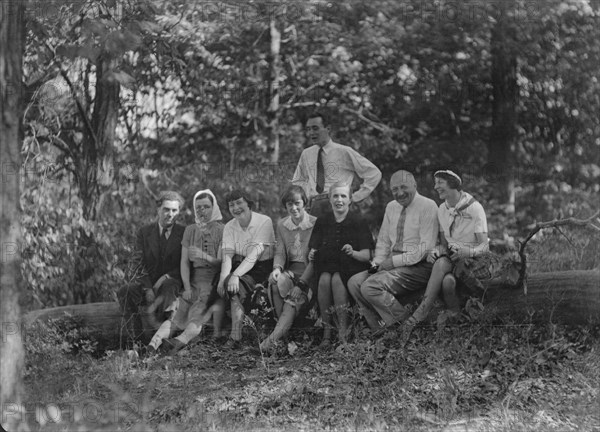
[81,56,120,220]
[489,1,517,215]
[0,0,26,430]
[267,18,281,163]
[22,271,600,349]
[483,270,599,324]
[22,302,125,345]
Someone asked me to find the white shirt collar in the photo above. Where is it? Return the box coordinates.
[282,212,314,231]
[318,139,334,154]
[158,224,171,235]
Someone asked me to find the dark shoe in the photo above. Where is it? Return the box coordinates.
[318,338,332,350]
[212,335,228,345]
[398,322,416,348]
[161,338,186,356]
[373,320,400,338]
[248,345,263,356]
[139,345,158,358]
[223,338,242,350]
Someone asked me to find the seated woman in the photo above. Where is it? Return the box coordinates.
[309,182,373,346]
[399,169,490,345]
[146,189,225,355]
[259,185,317,352]
[218,189,275,348]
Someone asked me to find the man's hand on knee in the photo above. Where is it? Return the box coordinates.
[378,258,394,272]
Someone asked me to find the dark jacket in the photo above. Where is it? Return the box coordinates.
[134,222,185,288]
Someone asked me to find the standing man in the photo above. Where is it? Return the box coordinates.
[292,111,382,217]
[347,170,438,334]
[118,191,186,343]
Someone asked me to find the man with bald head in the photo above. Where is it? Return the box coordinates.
[347,170,439,334]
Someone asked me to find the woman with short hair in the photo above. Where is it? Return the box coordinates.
[309,182,373,346]
[399,169,491,346]
[218,189,275,348]
[260,185,317,352]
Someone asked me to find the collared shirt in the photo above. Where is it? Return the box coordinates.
[438,191,487,247]
[158,224,171,239]
[373,193,439,267]
[292,140,382,202]
[222,211,275,261]
[273,212,317,269]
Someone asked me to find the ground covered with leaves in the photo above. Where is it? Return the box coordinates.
[23,313,600,432]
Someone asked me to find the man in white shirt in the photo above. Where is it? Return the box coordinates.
[348,170,438,332]
[292,111,382,217]
[397,169,491,346]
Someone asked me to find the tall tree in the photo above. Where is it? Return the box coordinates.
[489,0,518,214]
[1,0,26,430]
[267,17,282,163]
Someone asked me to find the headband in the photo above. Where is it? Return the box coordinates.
[434,170,462,185]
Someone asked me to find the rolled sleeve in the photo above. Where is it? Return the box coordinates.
[373,209,392,264]
[346,148,382,202]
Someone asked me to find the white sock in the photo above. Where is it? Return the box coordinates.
[149,321,173,349]
[176,323,202,345]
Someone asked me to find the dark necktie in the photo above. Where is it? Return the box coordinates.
[392,207,407,253]
[316,147,325,194]
[159,227,169,253]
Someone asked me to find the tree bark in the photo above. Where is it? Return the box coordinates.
[81,56,120,220]
[22,302,125,346]
[489,0,517,214]
[483,270,599,324]
[267,18,281,163]
[1,0,26,430]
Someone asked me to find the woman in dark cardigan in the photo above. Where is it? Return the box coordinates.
[309,182,373,346]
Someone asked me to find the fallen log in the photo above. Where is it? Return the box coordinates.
[22,302,126,347]
[484,269,599,324]
[22,270,600,346]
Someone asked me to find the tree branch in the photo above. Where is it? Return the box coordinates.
[517,210,600,292]
[59,69,97,145]
[339,106,396,134]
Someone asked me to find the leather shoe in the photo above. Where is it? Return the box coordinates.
[161,338,186,356]
[223,338,242,350]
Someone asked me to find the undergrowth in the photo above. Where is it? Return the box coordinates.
[22,313,599,431]
[21,228,599,431]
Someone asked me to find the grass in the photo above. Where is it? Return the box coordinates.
[22,314,600,432]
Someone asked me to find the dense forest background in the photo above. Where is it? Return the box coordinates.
[18,0,599,310]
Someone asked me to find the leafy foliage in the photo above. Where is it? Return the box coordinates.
[19,0,600,309]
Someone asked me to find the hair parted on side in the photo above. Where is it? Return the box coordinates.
[224,189,254,211]
[328,181,352,198]
[307,110,329,127]
[281,185,308,208]
[156,191,185,208]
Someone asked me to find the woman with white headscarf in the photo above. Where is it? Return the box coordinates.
[147,189,225,355]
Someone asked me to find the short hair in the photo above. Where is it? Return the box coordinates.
[328,181,352,198]
[195,192,214,205]
[280,185,308,208]
[307,110,329,128]
[156,191,184,208]
[224,189,254,211]
[434,169,462,191]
